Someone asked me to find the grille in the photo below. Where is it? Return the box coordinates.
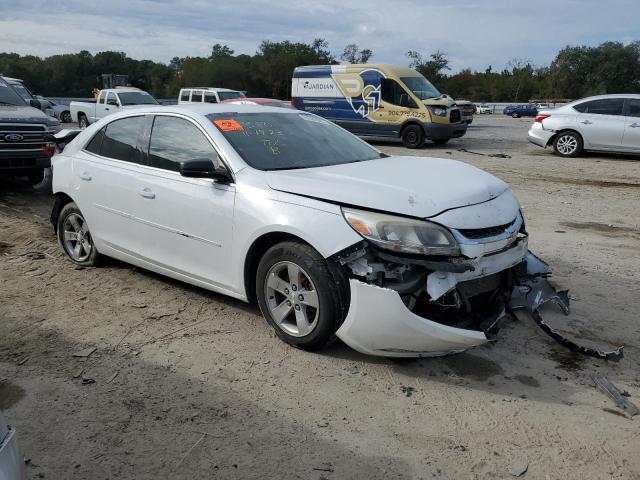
[0,124,47,151]
[458,218,516,239]
[449,109,461,123]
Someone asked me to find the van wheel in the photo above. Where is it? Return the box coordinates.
[78,114,89,129]
[401,124,424,148]
[256,241,346,350]
[553,131,583,157]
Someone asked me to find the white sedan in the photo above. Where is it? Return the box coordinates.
[528,94,640,157]
[50,104,564,357]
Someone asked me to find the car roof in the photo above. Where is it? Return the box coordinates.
[116,103,301,116]
[571,94,640,102]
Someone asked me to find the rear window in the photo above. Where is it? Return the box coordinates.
[98,116,145,163]
[118,91,159,106]
[207,112,384,171]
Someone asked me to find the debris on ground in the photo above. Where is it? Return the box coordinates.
[401,385,415,397]
[81,378,96,385]
[17,356,29,365]
[592,373,639,417]
[72,347,96,358]
[106,371,119,384]
[509,460,528,477]
[73,367,84,378]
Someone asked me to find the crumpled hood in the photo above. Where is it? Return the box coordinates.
[0,104,54,124]
[267,156,508,218]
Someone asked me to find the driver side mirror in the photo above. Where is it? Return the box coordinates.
[179,158,232,183]
[29,99,42,110]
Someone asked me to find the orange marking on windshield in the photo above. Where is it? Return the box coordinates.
[214,119,244,132]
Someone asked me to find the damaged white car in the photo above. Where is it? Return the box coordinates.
[50,105,612,358]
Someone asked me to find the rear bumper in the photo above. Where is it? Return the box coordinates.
[0,427,26,480]
[424,122,467,141]
[527,123,555,148]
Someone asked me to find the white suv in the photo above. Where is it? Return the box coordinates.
[178,87,245,104]
[528,94,640,157]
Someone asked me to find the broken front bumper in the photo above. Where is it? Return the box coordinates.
[336,246,624,359]
[336,278,490,357]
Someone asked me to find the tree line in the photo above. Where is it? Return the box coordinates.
[0,39,638,102]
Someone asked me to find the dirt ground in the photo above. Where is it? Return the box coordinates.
[1,115,639,480]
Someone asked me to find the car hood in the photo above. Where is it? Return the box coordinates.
[266,156,508,218]
[0,104,54,123]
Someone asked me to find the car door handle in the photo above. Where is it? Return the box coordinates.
[138,187,155,199]
[630,123,640,128]
[79,172,92,181]
[105,108,110,111]
[581,120,593,125]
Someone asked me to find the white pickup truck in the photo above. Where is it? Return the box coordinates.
[70,88,159,128]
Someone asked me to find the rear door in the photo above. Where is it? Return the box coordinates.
[131,114,236,288]
[73,115,149,254]
[621,98,640,152]
[573,98,625,149]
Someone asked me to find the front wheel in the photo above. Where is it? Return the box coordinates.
[401,124,425,149]
[553,131,583,157]
[78,115,89,129]
[256,241,346,350]
[57,202,101,266]
[512,113,520,118]
[61,111,72,123]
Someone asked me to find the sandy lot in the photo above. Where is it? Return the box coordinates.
[1,115,639,480]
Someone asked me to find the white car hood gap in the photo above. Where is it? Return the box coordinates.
[266,156,508,218]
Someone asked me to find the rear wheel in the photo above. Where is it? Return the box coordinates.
[553,131,583,157]
[401,124,425,149]
[511,113,520,118]
[256,241,346,350]
[61,111,72,123]
[56,202,101,266]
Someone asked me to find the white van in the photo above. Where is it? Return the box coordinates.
[178,87,246,104]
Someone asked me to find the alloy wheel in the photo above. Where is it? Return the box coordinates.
[264,261,319,337]
[62,213,93,262]
[556,134,578,155]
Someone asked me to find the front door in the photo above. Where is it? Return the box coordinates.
[132,114,235,289]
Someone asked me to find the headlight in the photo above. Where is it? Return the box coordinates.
[428,106,447,117]
[342,207,459,256]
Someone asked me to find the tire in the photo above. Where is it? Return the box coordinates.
[78,114,89,129]
[553,131,583,158]
[401,124,425,149]
[56,202,101,267]
[256,240,347,350]
[433,139,449,145]
[61,111,72,123]
[512,113,520,118]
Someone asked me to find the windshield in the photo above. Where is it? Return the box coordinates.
[118,91,159,106]
[218,91,245,101]
[0,79,27,106]
[400,76,441,100]
[208,112,385,171]
[11,83,34,100]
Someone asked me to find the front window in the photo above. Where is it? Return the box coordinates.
[117,92,159,106]
[0,79,26,106]
[208,112,385,171]
[399,76,441,100]
[217,91,245,101]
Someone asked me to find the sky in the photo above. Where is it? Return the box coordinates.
[0,0,638,72]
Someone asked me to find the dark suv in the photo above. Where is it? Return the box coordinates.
[0,76,60,183]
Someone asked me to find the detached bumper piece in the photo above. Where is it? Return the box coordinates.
[509,253,624,361]
[337,249,623,359]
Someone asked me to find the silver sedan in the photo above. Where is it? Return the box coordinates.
[527,94,640,157]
